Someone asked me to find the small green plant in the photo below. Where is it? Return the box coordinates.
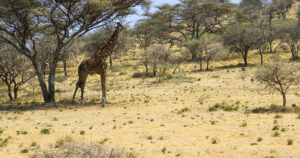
[240,122,247,127]
[0,137,11,147]
[211,138,218,144]
[209,102,239,112]
[147,136,153,140]
[80,130,85,135]
[281,128,286,132]
[55,136,73,148]
[287,139,294,145]
[52,117,59,121]
[272,125,280,131]
[31,142,38,147]
[20,148,29,153]
[40,128,50,135]
[0,128,4,134]
[176,153,181,157]
[272,131,280,137]
[16,131,28,135]
[210,120,216,125]
[257,137,263,142]
[161,147,166,154]
[99,138,110,145]
[274,115,282,119]
[177,107,190,114]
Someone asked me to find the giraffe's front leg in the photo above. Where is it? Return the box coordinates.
[100,72,109,104]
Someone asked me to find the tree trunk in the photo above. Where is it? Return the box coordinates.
[269,41,273,54]
[260,52,263,65]
[6,83,13,101]
[63,58,68,77]
[173,64,180,74]
[282,92,286,107]
[31,60,51,103]
[206,60,209,70]
[242,50,248,66]
[13,86,18,99]
[48,56,59,103]
[199,53,203,71]
[153,63,157,77]
[192,53,197,61]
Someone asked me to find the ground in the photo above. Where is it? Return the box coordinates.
[0,52,300,158]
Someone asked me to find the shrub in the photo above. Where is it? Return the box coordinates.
[31,142,126,158]
[20,148,29,153]
[0,136,11,147]
[208,102,239,112]
[255,58,299,106]
[287,139,294,145]
[40,128,50,135]
[211,138,219,144]
[0,128,3,134]
[257,137,263,142]
[132,72,145,78]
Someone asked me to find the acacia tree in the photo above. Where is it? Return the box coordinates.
[0,0,148,103]
[0,46,35,101]
[255,57,299,106]
[183,39,204,70]
[272,0,294,20]
[278,19,300,60]
[223,24,263,66]
[134,20,157,76]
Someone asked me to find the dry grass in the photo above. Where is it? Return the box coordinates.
[0,51,299,158]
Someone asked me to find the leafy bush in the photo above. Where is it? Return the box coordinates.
[208,102,239,112]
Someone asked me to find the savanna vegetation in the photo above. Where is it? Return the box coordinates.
[0,0,299,157]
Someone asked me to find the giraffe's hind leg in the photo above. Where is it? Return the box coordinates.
[72,81,79,103]
[79,74,88,104]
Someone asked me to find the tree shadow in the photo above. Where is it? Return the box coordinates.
[214,63,255,70]
[0,100,106,112]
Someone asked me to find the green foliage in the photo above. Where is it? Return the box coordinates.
[161,147,166,154]
[209,102,239,112]
[0,136,11,147]
[223,24,263,65]
[272,131,280,137]
[20,148,29,153]
[272,125,280,131]
[177,107,190,114]
[257,137,263,142]
[255,58,299,106]
[211,138,219,144]
[287,139,294,145]
[40,128,50,135]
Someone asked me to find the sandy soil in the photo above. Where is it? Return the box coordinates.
[0,55,300,158]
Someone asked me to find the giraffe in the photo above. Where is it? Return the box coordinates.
[72,23,123,104]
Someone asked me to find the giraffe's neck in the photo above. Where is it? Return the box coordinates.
[96,25,121,58]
